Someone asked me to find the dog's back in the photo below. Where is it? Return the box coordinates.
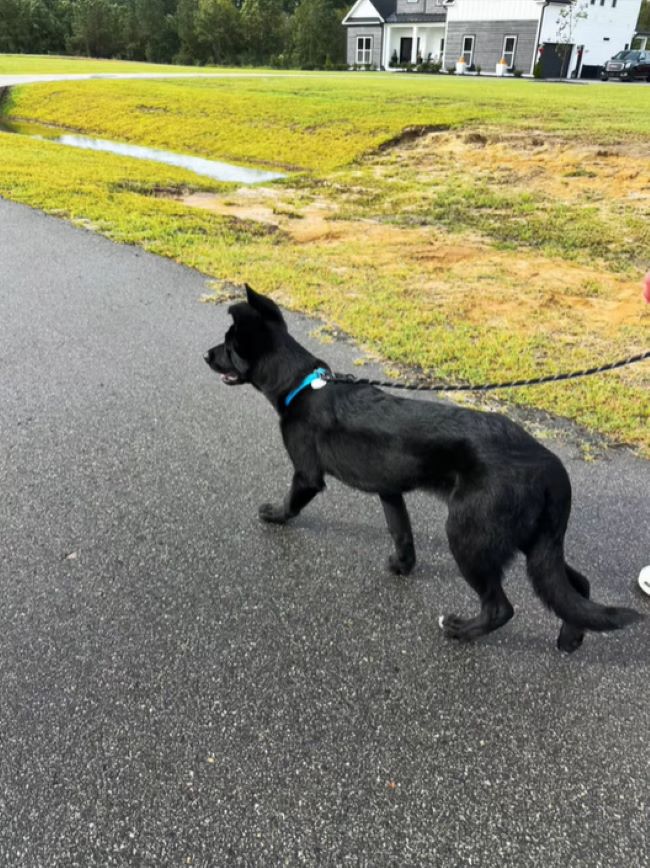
[293,382,553,498]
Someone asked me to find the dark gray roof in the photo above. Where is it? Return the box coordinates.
[346,0,447,25]
[385,11,446,23]
[370,0,398,20]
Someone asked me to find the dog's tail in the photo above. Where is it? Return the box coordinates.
[523,459,643,634]
[526,533,643,632]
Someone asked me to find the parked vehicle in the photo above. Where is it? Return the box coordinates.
[600,50,650,81]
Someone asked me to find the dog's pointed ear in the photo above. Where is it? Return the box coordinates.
[228,301,271,357]
[245,284,285,326]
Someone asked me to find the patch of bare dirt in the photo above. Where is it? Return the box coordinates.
[163,129,649,349]
[377,124,450,151]
[386,128,650,208]
[178,187,349,243]
[426,252,648,338]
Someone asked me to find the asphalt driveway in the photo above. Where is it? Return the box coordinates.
[0,198,648,867]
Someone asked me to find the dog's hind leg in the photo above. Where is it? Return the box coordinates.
[556,565,590,653]
[380,494,416,575]
[441,518,514,641]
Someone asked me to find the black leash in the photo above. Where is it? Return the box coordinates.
[323,350,650,393]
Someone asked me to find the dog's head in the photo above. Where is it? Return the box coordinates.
[204,284,287,387]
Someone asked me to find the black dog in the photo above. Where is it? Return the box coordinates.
[205,285,643,652]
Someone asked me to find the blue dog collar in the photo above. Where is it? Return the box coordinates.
[284,367,329,407]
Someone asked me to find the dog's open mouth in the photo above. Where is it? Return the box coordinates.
[204,349,245,385]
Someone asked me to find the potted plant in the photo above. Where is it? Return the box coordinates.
[456,55,467,75]
[496,56,508,76]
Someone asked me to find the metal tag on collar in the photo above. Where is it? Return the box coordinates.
[284,367,329,407]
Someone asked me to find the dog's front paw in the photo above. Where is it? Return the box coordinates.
[439,614,472,641]
[258,502,288,524]
[388,552,415,576]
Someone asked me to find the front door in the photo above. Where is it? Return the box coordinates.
[400,37,413,64]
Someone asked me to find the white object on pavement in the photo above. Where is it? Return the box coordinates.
[638,565,650,596]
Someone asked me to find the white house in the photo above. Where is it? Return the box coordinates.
[343,0,643,77]
[536,0,645,76]
[342,0,448,70]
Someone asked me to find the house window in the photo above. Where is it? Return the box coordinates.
[462,35,475,66]
[502,35,517,69]
[356,36,373,65]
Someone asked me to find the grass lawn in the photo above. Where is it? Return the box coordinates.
[0,53,245,76]
[1,59,648,453]
[4,73,650,170]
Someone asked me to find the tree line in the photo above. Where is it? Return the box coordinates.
[0,0,349,68]
[1,0,647,69]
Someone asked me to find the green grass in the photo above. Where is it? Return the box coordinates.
[330,173,650,273]
[1,65,648,454]
[0,53,242,75]
[5,73,650,173]
[0,132,264,253]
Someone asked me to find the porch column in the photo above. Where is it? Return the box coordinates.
[383,25,391,69]
[411,26,418,64]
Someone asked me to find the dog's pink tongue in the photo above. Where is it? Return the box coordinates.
[643,272,650,304]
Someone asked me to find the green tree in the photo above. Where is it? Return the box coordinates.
[44,0,75,52]
[638,0,650,31]
[554,0,589,46]
[0,0,349,67]
[176,0,203,61]
[68,0,128,56]
[196,0,242,63]
[290,0,343,67]
[0,0,73,53]
[240,0,287,63]
[120,0,178,61]
[0,0,32,51]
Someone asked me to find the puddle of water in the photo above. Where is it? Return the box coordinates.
[0,118,285,184]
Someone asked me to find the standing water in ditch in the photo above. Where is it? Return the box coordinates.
[0,118,285,184]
